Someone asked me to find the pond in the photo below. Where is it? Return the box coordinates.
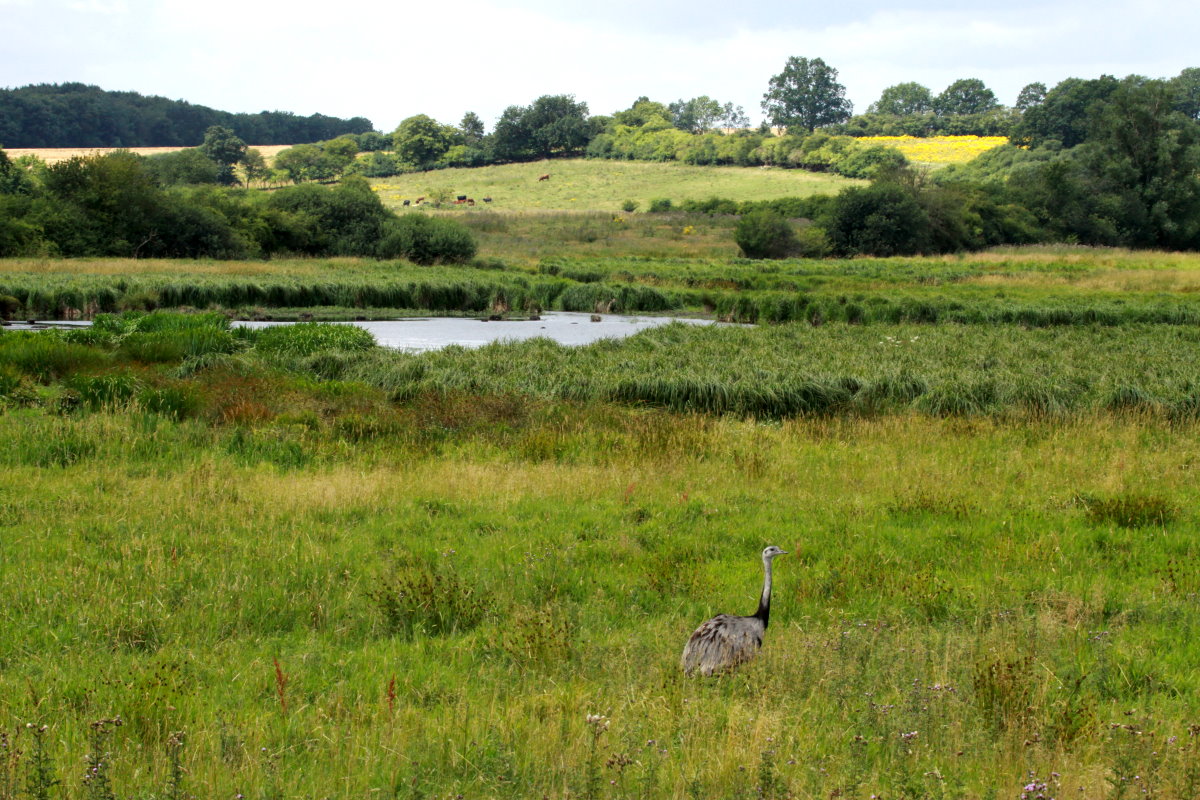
[235,312,723,351]
[6,312,728,352]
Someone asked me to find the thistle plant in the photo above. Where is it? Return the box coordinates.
[582,713,609,800]
[83,717,122,800]
[24,725,57,800]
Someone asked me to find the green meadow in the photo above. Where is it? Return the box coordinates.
[366,158,860,213]
[3,179,1200,799]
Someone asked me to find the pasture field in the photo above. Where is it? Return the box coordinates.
[1,311,1200,799]
[368,159,861,213]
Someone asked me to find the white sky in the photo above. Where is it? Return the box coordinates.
[3,0,1197,134]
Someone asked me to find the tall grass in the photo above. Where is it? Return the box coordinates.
[1,399,1198,798]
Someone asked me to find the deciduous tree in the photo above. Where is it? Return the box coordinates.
[868,82,933,116]
[761,56,853,132]
[391,114,457,168]
[933,79,999,116]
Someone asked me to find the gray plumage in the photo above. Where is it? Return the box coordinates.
[680,545,787,676]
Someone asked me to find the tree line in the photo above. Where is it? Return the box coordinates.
[0,83,374,148]
[0,140,475,263]
[725,72,1200,257]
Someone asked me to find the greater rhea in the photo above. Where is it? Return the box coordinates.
[680,545,788,676]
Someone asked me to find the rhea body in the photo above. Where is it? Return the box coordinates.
[680,545,788,676]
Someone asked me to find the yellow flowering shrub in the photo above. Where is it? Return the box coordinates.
[857,136,1008,165]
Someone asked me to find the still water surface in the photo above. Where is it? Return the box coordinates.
[9,313,723,352]
[235,312,719,352]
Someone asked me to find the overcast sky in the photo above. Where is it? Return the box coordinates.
[3,0,1196,135]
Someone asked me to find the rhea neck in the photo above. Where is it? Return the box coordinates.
[753,554,776,628]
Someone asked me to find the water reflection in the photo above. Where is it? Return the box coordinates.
[5,313,729,352]
[234,312,722,352]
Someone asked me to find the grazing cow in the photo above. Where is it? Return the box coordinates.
[466,198,475,206]
[402,199,411,206]
[415,196,425,204]
[538,173,551,181]
[482,196,493,203]
[457,195,467,201]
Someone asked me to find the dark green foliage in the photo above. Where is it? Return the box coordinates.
[647,198,673,213]
[143,149,223,186]
[868,82,933,116]
[734,210,800,259]
[933,78,999,116]
[1015,82,1048,112]
[761,56,853,131]
[264,178,396,256]
[679,197,739,215]
[378,214,478,264]
[348,151,403,178]
[826,184,931,256]
[0,82,371,147]
[391,115,457,168]
[1011,75,1121,149]
[491,95,595,162]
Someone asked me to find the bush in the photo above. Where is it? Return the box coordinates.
[621,199,639,212]
[734,210,800,259]
[647,198,673,213]
[826,184,931,256]
[378,213,478,264]
[680,196,740,215]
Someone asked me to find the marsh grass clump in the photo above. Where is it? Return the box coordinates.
[1079,491,1179,528]
[913,379,997,416]
[65,372,141,411]
[0,332,108,381]
[369,554,491,637]
[224,427,310,470]
[252,322,377,358]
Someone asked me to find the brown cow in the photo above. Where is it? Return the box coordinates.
[538,173,551,181]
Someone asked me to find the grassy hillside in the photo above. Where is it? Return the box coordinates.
[367,158,861,213]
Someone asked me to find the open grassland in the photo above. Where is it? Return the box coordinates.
[3,231,1200,798]
[3,144,292,165]
[368,159,861,213]
[855,136,1010,166]
[0,313,1199,798]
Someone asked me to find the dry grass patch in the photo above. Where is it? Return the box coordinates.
[5,144,293,165]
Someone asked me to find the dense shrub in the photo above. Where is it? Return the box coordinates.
[826,184,931,256]
[647,198,673,213]
[378,214,478,264]
[734,210,800,259]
